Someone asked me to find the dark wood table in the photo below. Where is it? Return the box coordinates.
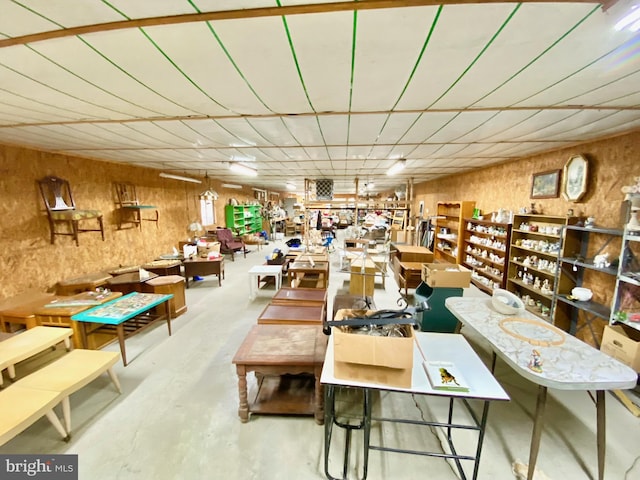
[107,271,158,295]
[56,271,112,296]
[183,257,224,287]
[257,304,325,326]
[141,259,182,276]
[232,324,327,424]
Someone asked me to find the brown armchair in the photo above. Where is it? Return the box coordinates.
[216,228,246,261]
[37,175,104,246]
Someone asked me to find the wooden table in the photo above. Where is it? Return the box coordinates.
[271,287,328,307]
[141,259,182,276]
[142,275,187,318]
[72,292,173,366]
[0,291,56,332]
[446,297,638,480]
[232,324,327,424]
[56,271,113,296]
[257,304,325,326]
[35,290,123,349]
[183,257,224,288]
[395,260,425,295]
[288,261,330,289]
[107,271,159,295]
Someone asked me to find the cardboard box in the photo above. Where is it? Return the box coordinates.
[197,240,220,257]
[332,309,414,388]
[601,324,640,372]
[422,263,471,288]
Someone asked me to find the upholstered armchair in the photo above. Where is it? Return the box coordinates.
[216,228,246,261]
[37,176,104,246]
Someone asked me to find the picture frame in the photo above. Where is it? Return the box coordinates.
[562,154,589,202]
[530,169,561,199]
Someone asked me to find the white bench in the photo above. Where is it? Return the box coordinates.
[0,326,72,386]
[0,349,121,446]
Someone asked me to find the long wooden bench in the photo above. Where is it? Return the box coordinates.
[0,349,121,446]
[0,385,68,445]
[0,326,72,386]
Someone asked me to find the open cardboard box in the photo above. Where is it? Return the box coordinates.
[421,263,471,288]
[332,309,414,388]
[601,324,640,372]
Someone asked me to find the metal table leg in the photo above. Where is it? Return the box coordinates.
[527,385,547,480]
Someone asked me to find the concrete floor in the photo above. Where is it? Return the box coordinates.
[2,233,640,480]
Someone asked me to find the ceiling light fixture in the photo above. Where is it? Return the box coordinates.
[386,159,406,176]
[615,5,640,31]
[222,183,243,189]
[159,172,202,183]
[286,183,296,191]
[229,163,258,176]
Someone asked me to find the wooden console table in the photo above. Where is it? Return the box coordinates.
[288,261,329,289]
[232,324,327,424]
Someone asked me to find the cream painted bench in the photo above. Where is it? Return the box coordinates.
[18,349,121,434]
[0,326,72,386]
[0,384,68,445]
[0,349,121,446]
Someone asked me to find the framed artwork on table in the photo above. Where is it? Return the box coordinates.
[562,154,589,202]
[531,169,561,199]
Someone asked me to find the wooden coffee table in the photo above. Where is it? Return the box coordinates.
[232,325,327,424]
[256,304,325,326]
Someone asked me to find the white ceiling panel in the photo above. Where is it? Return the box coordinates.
[0,1,637,194]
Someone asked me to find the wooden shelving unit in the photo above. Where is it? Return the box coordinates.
[506,214,578,322]
[461,216,512,295]
[433,201,475,264]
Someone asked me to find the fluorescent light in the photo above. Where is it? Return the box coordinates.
[286,183,296,191]
[159,172,202,183]
[386,159,406,176]
[615,6,640,31]
[229,163,257,176]
[222,183,243,189]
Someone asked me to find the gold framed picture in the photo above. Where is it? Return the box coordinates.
[562,154,589,202]
[531,169,561,199]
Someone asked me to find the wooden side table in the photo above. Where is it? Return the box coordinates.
[288,261,329,289]
[0,291,56,332]
[232,325,327,424]
[142,275,187,318]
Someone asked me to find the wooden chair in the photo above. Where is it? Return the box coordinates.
[37,176,104,246]
[216,228,246,261]
[114,182,158,230]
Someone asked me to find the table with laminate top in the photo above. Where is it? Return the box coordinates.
[446,296,637,480]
